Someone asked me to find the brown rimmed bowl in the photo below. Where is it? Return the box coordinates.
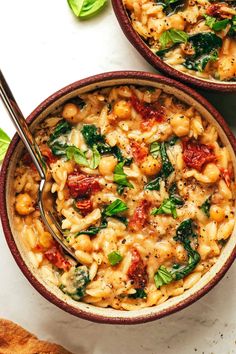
[0,71,236,324]
[112,0,236,92]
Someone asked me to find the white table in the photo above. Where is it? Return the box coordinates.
[0,1,235,353]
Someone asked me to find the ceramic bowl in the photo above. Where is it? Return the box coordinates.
[112,0,236,92]
[1,71,236,324]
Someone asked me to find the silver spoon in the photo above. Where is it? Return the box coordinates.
[0,70,77,262]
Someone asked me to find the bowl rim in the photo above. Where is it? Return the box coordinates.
[112,0,236,92]
[0,70,236,324]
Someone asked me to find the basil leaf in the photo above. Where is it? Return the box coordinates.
[160,29,188,49]
[68,0,107,19]
[151,195,183,219]
[128,289,147,299]
[204,15,229,31]
[0,128,11,162]
[150,141,161,158]
[154,266,173,289]
[114,161,134,195]
[108,251,123,266]
[104,199,128,217]
[66,146,89,167]
[200,196,211,217]
[90,146,100,169]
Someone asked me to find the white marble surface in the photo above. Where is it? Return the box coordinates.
[0,1,235,353]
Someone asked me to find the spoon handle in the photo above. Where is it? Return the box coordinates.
[0,70,46,179]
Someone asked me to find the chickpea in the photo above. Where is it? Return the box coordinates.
[15,193,35,216]
[170,114,190,137]
[39,231,53,248]
[62,103,79,123]
[203,163,220,183]
[113,100,131,120]
[99,156,117,176]
[210,205,225,223]
[75,235,93,252]
[218,56,236,81]
[140,155,162,176]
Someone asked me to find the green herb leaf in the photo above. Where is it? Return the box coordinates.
[114,161,134,195]
[183,32,222,72]
[200,196,211,217]
[144,176,162,191]
[49,120,71,143]
[68,0,107,19]
[160,142,174,178]
[172,219,200,280]
[150,141,161,158]
[66,146,89,167]
[90,146,101,169]
[48,120,71,156]
[151,195,183,219]
[108,251,123,266]
[0,128,11,162]
[76,218,108,236]
[154,266,173,289]
[59,265,89,300]
[159,29,189,49]
[128,288,147,299]
[104,199,128,217]
[81,124,105,148]
[204,15,229,31]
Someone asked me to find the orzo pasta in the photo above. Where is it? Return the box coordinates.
[13,85,235,310]
[123,0,236,81]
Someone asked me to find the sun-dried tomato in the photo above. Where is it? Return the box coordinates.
[22,153,37,171]
[220,168,232,187]
[206,3,231,18]
[131,95,165,122]
[40,145,58,164]
[131,141,148,163]
[127,248,148,289]
[129,200,151,231]
[44,244,71,271]
[67,172,101,198]
[75,198,93,216]
[183,139,216,171]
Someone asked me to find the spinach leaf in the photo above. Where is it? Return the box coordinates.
[67,0,107,20]
[108,251,123,266]
[160,142,174,178]
[154,219,201,287]
[81,124,132,165]
[60,265,89,300]
[172,219,200,280]
[128,288,147,299]
[159,29,189,49]
[67,96,86,109]
[156,44,177,58]
[0,128,11,162]
[76,217,108,236]
[200,196,211,217]
[81,124,105,148]
[49,120,71,143]
[156,0,185,15]
[154,266,173,289]
[183,32,222,72]
[144,176,162,191]
[103,199,128,216]
[48,120,71,156]
[167,135,179,146]
[114,161,134,195]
